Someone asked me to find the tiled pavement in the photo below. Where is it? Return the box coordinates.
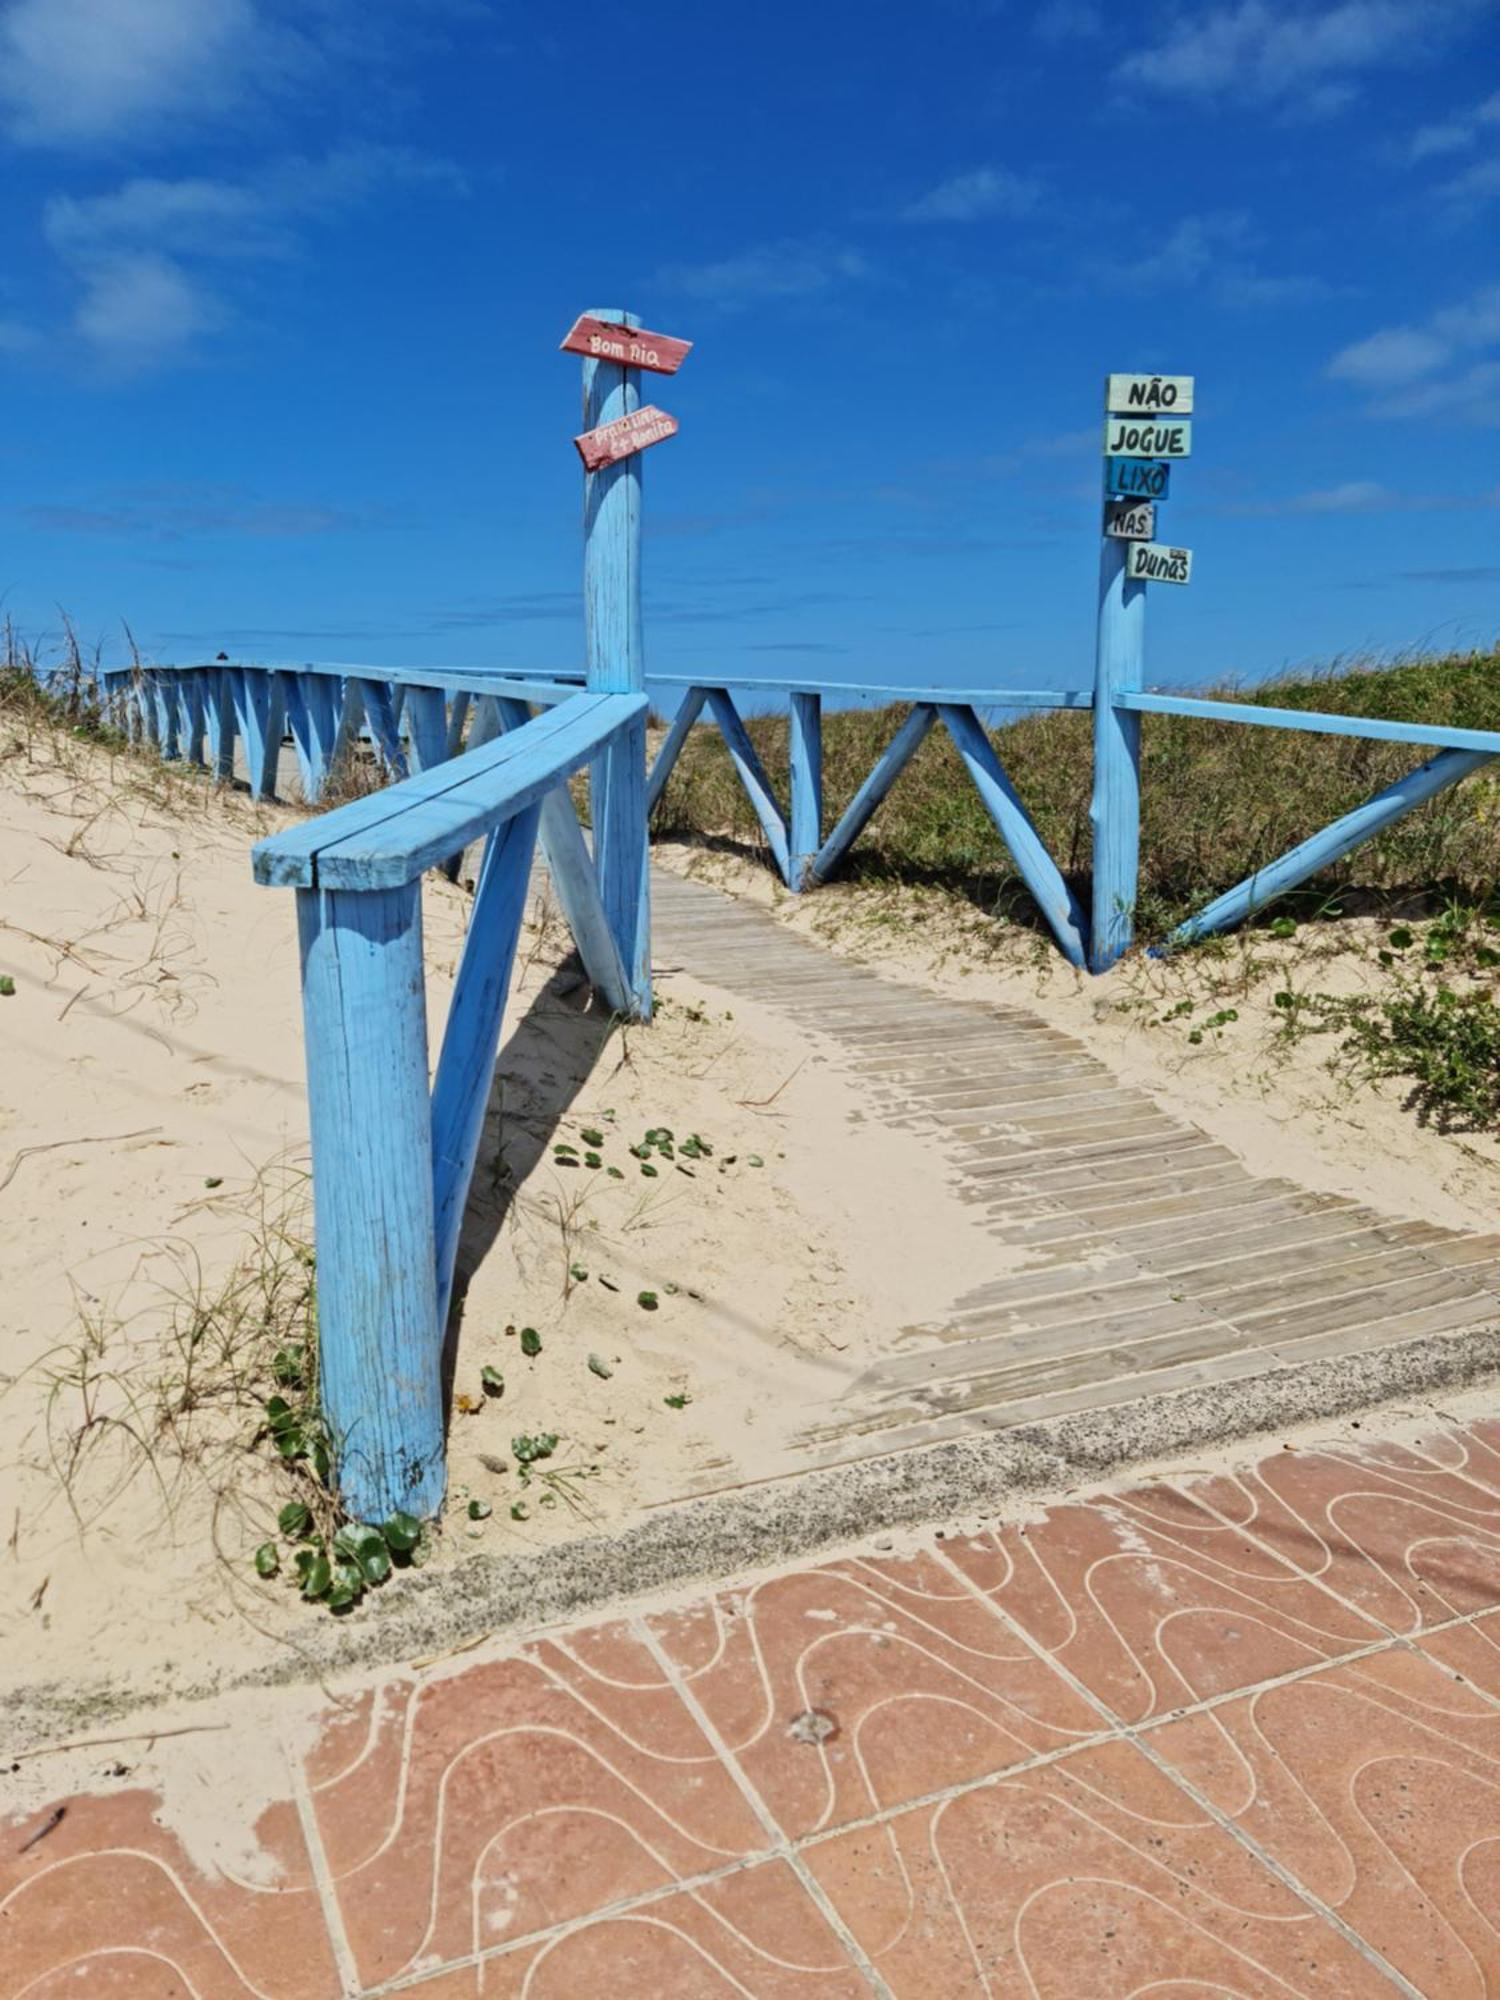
[8,1414,1500,1996]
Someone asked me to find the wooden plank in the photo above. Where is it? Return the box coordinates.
[561,312,692,375]
[1104,414,1191,458]
[253,692,646,888]
[493,695,633,1017]
[647,673,1092,710]
[1165,746,1497,950]
[403,684,450,773]
[939,704,1088,969]
[788,691,823,891]
[1120,690,1500,758]
[295,878,444,1521]
[431,803,542,1329]
[575,403,678,472]
[1106,372,1194,415]
[645,686,707,813]
[1104,458,1171,501]
[812,705,937,883]
[1126,541,1193,586]
[705,688,792,881]
[1105,500,1155,540]
[356,678,409,777]
[582,306,651,1020]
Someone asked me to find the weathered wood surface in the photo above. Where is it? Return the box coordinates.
[648,867,1500,1478]
[560,313,692,375]
[574,404,678,472]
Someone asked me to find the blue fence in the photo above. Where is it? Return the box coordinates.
[84,313,1500,1519]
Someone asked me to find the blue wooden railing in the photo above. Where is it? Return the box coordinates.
[81,318,1500,1519]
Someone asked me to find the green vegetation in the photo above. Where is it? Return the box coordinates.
[650,647,1500,938]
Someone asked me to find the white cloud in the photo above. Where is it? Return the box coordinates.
[1118,1,1480,113]
[1328,285,1500,423]
[43,144,465,368]
[1094,210,1336,308]
[0,0,276,146]
[900,166,1041,224]
[655,241,871,307]
[1328,325,1451,387]
[71,252,223,366]
[1410,89,1500,159]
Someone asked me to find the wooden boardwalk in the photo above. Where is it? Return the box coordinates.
[652,868,1500,1472]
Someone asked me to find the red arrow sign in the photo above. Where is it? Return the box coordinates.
[574,404,679,472]
[560,315,692,376]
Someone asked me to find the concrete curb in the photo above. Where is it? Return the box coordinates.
[10,1319,1499,1750]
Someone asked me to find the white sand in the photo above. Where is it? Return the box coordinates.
[0,719,994,1707]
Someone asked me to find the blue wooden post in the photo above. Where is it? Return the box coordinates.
[789,690,823,890]
[1163,746,1498,952]
[1089,496,1145,972]
[582,305,651,1018]
[295,880,445,1522]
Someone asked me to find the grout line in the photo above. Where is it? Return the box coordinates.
[929,1542,1425,1998]
[354,1843,787,1997]
[286,1732,364,2000]
[630,1615,897,2000]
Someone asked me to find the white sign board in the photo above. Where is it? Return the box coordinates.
[1105,499,1155,540]
[1126,541,1193,586]
[1105,415,1192,458]
[1106,373,1194,415]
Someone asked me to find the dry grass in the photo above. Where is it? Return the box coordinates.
[650,647,1500,942]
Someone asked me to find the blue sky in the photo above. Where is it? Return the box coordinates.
[2,0,1498,698]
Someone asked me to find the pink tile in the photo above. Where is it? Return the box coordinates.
[303,1622,765,1990]
[645,1549,1100,1838]
[1149,1645,1500,1999]
[943,1478,1383,1723]
[806,1736,1376,1997]
[0,1781,338,2000]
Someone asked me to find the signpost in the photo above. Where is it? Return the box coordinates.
[1105,373,1194,414]
[1104,457,1171,500]
[1126,541,1193,585]
[1103,414,1191,458]
[1105,499,1155,540]
[560,314,692,376]
[1093,369,1196,971]
[574,404,679,472]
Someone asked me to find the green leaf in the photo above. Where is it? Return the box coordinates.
[326,1562,364,1611]
[664,1392,691,1409]
[301,1553,332,1600]
[277,1500,312,1538]
[1273,991,1294,1010]
[263,1395,296,1431]
[204,1175,224,1189]
[588,1352,614,1379]
[253,1541,279,1578]
[510,1501,529,1521]
[312,1437,331,1484]
[1388,927,1415,949]
[579,1128,604,1147]
[584,1152,602,1169]
[383,1511,422,1553]
[606,1165,625,1180]
[357,1541,391,1585]
[0,976,15,997]
[481,1364,505,1396]
[1269,916,1297,938]
[569,1263,589,1281]
[274,1425,307,1460]
[468,1497,493,1520]
[293,1544,318,1579]
[637,1290,659,1310]
[640,1163,658,1177]
[512,1431,557,1465]
[520,1327,542,1358]
[746,1155,764,1169]
[272,1345,306,1387]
